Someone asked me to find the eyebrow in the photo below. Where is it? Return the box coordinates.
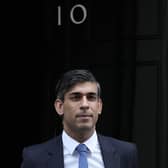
[68,92,97,96]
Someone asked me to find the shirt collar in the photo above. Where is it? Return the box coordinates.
[62,130,99,154]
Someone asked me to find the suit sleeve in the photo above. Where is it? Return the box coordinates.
[20,148,36,168]
[130,144,139,168]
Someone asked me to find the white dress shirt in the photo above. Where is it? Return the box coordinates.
[62,130,105,168]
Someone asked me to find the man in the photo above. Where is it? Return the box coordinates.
[21,69,139,168]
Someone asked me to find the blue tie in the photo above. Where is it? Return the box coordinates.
[76,144,89,168]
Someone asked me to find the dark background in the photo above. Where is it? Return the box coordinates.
[8,0,168,167]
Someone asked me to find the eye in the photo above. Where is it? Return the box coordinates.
[87,94,97,101]
[69,94,82,101]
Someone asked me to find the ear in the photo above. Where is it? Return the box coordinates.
[54,99,64,116]
[98,98,103,115]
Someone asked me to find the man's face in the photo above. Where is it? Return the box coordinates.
[55,82,102,137]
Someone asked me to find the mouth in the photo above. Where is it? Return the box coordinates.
[76,114,93,119]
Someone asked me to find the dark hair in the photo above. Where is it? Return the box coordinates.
[55,69,101,101]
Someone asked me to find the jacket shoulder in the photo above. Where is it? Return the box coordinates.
[23,137,57,151]
[22,136,61,161]
[98,134,137,154]
[98,135,139,168]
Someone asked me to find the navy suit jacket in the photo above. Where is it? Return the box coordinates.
[21,134,139,168]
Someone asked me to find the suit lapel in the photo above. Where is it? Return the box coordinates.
[46,135,64,168]
[44,134,120,168]
[98,135,120,168]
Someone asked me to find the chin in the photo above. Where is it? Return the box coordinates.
[77,125,93,132]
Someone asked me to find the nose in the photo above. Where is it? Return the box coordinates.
[80,96,89,110]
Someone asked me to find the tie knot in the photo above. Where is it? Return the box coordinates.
[76,144,89,154]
